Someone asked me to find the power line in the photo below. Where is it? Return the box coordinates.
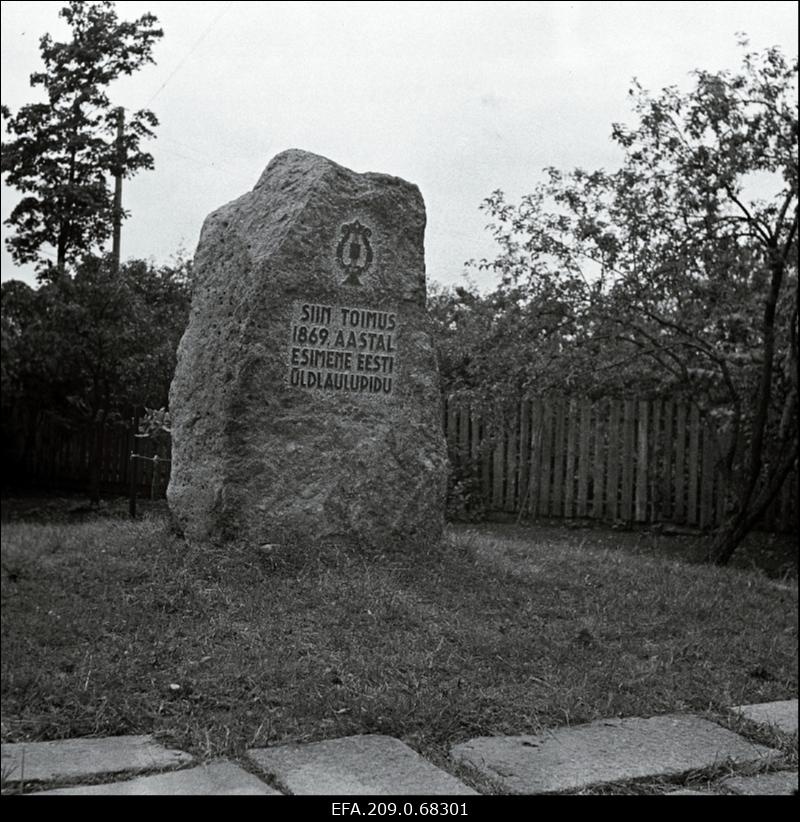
[143,1,236,107]
[156,145,254,184]
[159,134,252,172]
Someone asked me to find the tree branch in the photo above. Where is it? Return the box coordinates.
[723,186,773,245]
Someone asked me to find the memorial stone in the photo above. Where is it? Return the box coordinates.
[167,149,448,550]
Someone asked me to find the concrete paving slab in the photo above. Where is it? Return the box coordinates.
[722,771,798,796]
[450,714,780,795]
[665,789,719,795]
[248,734,478,795]
[1,735,192,785]
[32,760,281,795]
[731,700,798,735]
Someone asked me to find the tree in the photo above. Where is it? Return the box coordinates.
[1,1,163,274]
[447,40,797,563]
[1,254,191,497]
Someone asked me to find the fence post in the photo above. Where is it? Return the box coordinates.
[151,454,159,500]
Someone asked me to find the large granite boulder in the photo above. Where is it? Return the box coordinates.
[167,149,448,551]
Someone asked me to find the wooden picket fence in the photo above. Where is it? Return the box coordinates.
[443,396,798,532]
[8,398,797,532]
[14,416,171,499]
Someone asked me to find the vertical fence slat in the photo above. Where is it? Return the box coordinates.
[479,414,490,504]
[538,400,553,516]
[120,424,128,486]
[688,404,701,525]
[782,468,798,532]
[606,399,621,521]
[49,419,57,485]
[701,418,716,529]
[470,406,480,463]
[518,401,531,516]
[99,424,106,487]
[104,425,112,487]
[635,399,649,522]
[563,399,577,518]
[714,429,728,527]
[576,399,591,517]
[459,404,470,457]
[550,398,565,517]
[591,400,605,520]
[111,425,118,485]
[715,470,726,527]
[674,403,687,523]
[621,400,635,521]
[123,422,133,486]
[107,425,116,485]
[650,399,661,522]
[136,434,146,495]
[526,399,542,518]
[447,402,458,451]
[492,427,504,511]
[779,473,787,531]
[505,408,518,512]
[145,436,155,495]
[661,401,673,521]
[54,428,62,484]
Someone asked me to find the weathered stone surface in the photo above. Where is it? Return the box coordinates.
[722,771,798,795]
[32,760,280,795]
[248,734,477,795]
[168,149,448,551]
[731,700,798,735]
[450,715,779,794]
[0,735,192,784]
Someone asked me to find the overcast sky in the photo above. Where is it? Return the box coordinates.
[1,0,798,292]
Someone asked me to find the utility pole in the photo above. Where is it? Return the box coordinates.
[111,106,125,274]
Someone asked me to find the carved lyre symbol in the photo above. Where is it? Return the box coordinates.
[336,220,373,286]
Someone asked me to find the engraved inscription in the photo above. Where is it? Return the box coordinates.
[288,301,398,395]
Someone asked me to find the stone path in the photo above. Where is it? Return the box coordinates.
[731,700,798,735]
[2,700,796,795]
[722,771,798,796]
[0,734,192,784]
[450,714,780,794]
[247,734,477,795]
[34,760,280,795]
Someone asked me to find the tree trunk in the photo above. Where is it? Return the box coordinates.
[707,512,753,566]
[56,144,78,274]
[707,444,798,564]
[56,231,67,274]
[709,249,792,565]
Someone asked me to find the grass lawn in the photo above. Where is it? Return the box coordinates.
[1,498,797,790]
